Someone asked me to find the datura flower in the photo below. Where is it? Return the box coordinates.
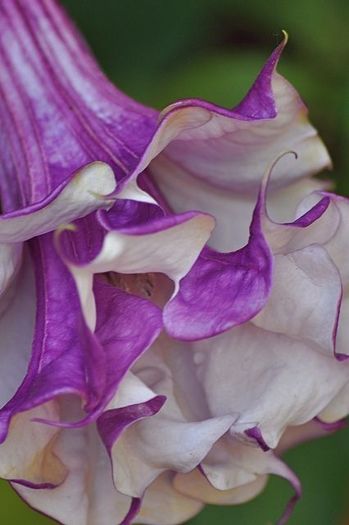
[0,1,348,524]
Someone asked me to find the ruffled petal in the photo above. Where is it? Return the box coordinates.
[0,0,157,209]
[136,472,203,525]
[0,162,116,243]
[149,35,330,199]
[174,468,267,506]
[149,154,328,252]
[0,250,35,410]
[0,243,22,297]
[0,251,64,487]
[201,436,299,492]
[195,324,349,448]
[111,411,233,498]
[0,233,163,439]
[0,402,65,487]
[163,198,273,340]
[252,245,342,355]
[99,372,233,498]
[13,399,134,525]
[193,436,301,524]
[323,194,349,285]
[63,212,214,331]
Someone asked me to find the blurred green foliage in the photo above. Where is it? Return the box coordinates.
[62,0,349,193]
[2,0,349,524]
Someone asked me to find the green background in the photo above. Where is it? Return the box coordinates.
[1,1,349,524]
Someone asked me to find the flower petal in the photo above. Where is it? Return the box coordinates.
[174,468,267,506]
[0,0,157,208]
[323,194,349,285]
[136,472,203,525]
[13,399,134,525]
[201,436,298,492]
[252,245,342,355]
[149,35,330,198]
[0,250,35,410]
[0,232,163,438]
[110,410,234,498]
[0,243,22,297]
[319,381,349,423]
[0,402,65,487]
[64,212,214,331]
[163,198,273,340]
[149,154,328,252]
[195,324,349,448]
[100,371,233,499]
[0,162,116,243]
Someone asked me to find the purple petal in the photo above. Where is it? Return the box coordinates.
[0,233,162,439]
[150,34,330,199]
[164,195,272,340]
[97,396,166,455]
[0,0,157,210]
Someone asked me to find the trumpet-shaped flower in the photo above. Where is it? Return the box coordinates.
[0,1,348,524]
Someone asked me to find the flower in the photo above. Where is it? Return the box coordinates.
[0,1,347,524]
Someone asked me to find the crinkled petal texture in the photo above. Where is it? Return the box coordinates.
[0,1,348,525]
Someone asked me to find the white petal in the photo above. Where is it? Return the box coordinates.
[335,292,349,357]
[112,409,233,498]
[174,468,267,505]
[0,243,22,297]
[252,245,342,354]
[137,472,203,525]
[0,162,116,243]
[201,435,298,492]
[150,154,329,253]
[152,72,330,193]
[15,398,132,525]
[319,381,349,423]
[68,213,214,330]
[195,324,349,448]
[0,402,65,485]
[324,195,349,285]
[0,251,35,407]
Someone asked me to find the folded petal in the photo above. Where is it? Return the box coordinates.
[0,0,157,211]
[0,244,65,487]
[64,212,214,331]
[163,199,273,340]
[0,232,163,438]
[197,436,301,524]
[0,243,22,297]
[149,154,328,252]
[322,194,349,285]
[0,403,65,487]
[201,435,298,492]
[195,324,349,448]
[174,468,267,506]
[100,371,233,499]
[110,410,234,498]
[136,472,203,525]
[13,399,134,525]
[149,35,330,199]
[0,250,35,411]
[0,162,116,243]
[252,245,342,355]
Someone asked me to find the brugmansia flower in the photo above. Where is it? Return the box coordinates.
[0,1,348,524]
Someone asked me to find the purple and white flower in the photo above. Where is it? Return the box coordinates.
[0,1,348,524]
